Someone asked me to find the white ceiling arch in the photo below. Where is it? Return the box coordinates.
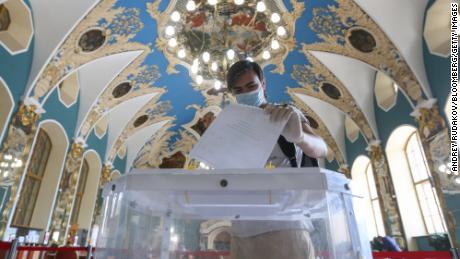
[309,50,379,139]
[124,120,170,173]
[27,0,100,93]
[104,93,159,161]
[353,0,431,98]
[74,50,144,137]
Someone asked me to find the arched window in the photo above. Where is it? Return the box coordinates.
[12,129,51,227]
[405,132,446,234]
[68,150,101,240]
[365,163,386,237]
[70,158,89,225]
[351,156,385,239]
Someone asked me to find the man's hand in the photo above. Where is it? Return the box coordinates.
[264,104,303,143]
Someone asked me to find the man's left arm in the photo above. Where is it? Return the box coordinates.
[296,122,328,158]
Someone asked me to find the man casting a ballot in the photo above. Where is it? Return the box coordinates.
[225,60,328,259]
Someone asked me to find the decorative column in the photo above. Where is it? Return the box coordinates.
[49,139,85,244]
[411,99,459,248]
[367,142,407,249]
[89,163,113,231]
[0,102,41,239]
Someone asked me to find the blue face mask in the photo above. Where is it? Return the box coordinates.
[235,86,267,107]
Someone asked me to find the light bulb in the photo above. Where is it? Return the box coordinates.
[211,62,218,71]
[455,176,460,185]
[196,75,203,85]
[171,11,181,22]
[271,39,280,50]
[256,1,266,12]
[277,26,286,37]
[214,80,222,90]
[246,56,254,62]
[165,26,175,36]
[186,0,196,11]
[202,52,210,63]
[193,58,199,66]
[234,0,244,5]
[439,164,447,173]
[271,13,281,23]
[4,154,12,160]
[177,49,186,58]
[3,171,9,178]
[226,49,235,60]
[168,38,177,47]
[191,64,198,74]
[262,50,271,60]
[208,0,217,5]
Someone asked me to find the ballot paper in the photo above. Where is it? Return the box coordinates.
[189,104,288,169]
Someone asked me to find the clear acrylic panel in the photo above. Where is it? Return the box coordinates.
[95,168,372,259]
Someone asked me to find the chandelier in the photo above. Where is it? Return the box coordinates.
[160,0,289,91]
[0,153,23,186]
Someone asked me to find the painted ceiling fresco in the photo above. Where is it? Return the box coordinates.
[26,0,430,170]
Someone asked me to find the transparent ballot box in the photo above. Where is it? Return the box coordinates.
[95,168,372,259]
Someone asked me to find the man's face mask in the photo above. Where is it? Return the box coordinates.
[235,85,266,107]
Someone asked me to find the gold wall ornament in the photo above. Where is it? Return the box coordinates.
[289,50,376,143]
[70,142,84,159]
[0,104,40,238]
[49,141,86,244]
[100,164,113,187]
[13,103,39,135]
[303,0,424,105]
[367,143,407,249]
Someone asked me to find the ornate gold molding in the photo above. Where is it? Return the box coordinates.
[303,0,423,104]
[49,140,85,244]
[367,144,407,249]
[0,104,40,238]
[31,0,147,103]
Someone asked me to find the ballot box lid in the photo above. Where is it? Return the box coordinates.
[99,168,353,220]
[102,168,351,197]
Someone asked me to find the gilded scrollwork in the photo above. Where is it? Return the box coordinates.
[49,140,86,244]
[0,103,40,237]
[367,144,407,249]
[31,0,147,103]
[303,0,423,104]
